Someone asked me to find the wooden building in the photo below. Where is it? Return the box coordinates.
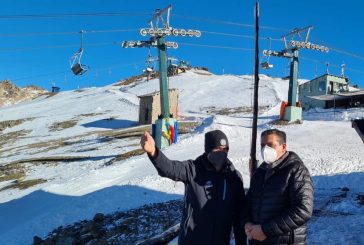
[138,89,179,125]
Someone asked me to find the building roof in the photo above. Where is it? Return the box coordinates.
[138,88,179,98]
[306,89,364,101]
[314,73,349,81]
[336,90,364,97]
[306,94,347,101]
[300,73,349,86]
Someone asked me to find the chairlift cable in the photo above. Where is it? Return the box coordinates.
[173,14,289,32]
[0,28,140,37]
[0,41,254,53]
[0,30,362,69]
[0,11,153,19]
[178,42,254,51]
[1,27,363,66]
[2,11,364,63]
[0,29,280,41]
[11,60,145,81]
[301,56,364,75]
[329,47,364,62]
[0,11,287,32]
[0,31,78,37]
[0,39,362,78]
[200,30,281,41]
[0,41,117,52]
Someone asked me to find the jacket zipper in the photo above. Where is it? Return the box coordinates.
[257,181,265,222]
[223,178,227,200]
[258,169,272,222]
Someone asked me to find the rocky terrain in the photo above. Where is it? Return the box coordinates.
[0,80,47,107]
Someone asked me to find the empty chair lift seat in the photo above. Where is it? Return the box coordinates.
[71,63,88,76]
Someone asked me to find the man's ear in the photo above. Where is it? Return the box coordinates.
[282,143,287,151]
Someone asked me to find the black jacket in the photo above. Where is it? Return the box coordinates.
[245,151,314,245]
[149,148,247,245]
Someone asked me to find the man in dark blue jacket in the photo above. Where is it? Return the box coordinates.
[140,129,247,245]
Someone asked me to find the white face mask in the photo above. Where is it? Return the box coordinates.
[261,145,278,164]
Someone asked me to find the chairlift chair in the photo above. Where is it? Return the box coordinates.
[70,31,89,76]
[71,62,89,76]
[145,48,157,73]
[261,61,273,69]
[146,67,154,72]
[261,37,274,70]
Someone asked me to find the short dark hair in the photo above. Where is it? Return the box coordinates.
[261,129,286,145]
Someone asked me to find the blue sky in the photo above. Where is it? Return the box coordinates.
[0,0,363,91]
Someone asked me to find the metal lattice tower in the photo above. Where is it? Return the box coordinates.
[262,26,329,122]
[121,5,201,149]
[122,4,201,119]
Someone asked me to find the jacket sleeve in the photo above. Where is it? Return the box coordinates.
[261,164,314,237]
[233,171,248,245]
[148,147,192,183]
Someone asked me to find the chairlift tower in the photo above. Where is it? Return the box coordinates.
[122,5,201,148]
[262,26,329,123]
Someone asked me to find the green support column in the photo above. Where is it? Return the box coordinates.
[157,37,170,119]
[154,37,178,149]
[284,49,302,123]
[288,49,299,106]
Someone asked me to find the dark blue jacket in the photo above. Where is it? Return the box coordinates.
[149,148,247,245]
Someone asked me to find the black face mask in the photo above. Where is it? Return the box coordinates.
[207,151,228,172]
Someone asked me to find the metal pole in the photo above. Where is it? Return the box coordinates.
[250,1,259,177]
[157,37,170,118]
[334,94,336,118]
[288,49,299,106]
[80,30,84,50]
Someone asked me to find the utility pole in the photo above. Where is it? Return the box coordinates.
[263,26,329,123]
[341,64,345,78]
[249,1,259,178]
[122,5,201,149]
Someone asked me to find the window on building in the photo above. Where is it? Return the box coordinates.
[319,81,326,92]
[328,81,333,94]
[338,84,344,92]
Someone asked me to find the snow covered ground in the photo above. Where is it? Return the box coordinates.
[0,70,363,244]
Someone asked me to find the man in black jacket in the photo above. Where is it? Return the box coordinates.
[244,129,313,245]
[140,130,246,245]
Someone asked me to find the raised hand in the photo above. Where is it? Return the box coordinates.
[140,131,156,157]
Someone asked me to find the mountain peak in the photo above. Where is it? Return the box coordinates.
[0,80,47,107]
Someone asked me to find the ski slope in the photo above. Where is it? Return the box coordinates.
[0,70,363,244]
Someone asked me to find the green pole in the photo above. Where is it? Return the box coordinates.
[288,49,299,106]
[157,37,170,119]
